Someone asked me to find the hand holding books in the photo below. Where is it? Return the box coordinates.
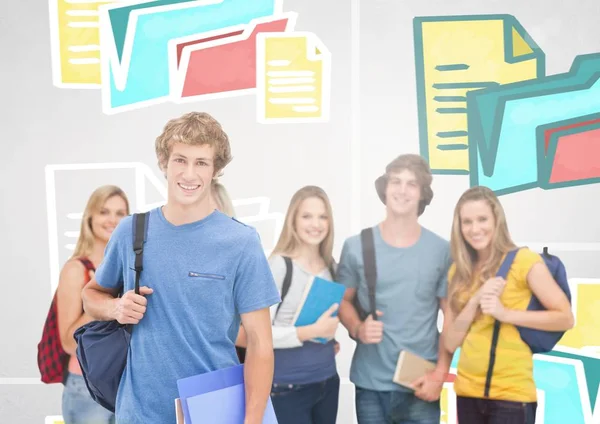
[309,303,340,340]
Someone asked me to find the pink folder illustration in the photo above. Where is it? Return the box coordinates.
[169,12,297,102]
[536,112,600,189]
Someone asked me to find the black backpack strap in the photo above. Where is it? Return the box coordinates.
[132,213,148,296]
[360,228,378,321]
[273,256,293,323]
[483,248,519,398]
[126,212,148,333]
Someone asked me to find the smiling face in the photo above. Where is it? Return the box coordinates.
[385,169,422,218]
[163,142,215,208]
[294,196,330,247]
[90,194,128,243]
[459,199,496,256]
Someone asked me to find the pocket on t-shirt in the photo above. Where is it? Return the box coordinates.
[188,271,226,280]
[415,266,441,300]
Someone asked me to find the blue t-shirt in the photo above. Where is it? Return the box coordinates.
[94,207,281,424]
[337,225,451,392]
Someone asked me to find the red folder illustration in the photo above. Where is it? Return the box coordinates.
[169,12,297,102]
[536,112,600,189]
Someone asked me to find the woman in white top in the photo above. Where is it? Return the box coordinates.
[244,185,341,423]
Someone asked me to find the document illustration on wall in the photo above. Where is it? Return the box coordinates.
[256,32,331,123]
[49,0,117,88]
[44,162,283,296]
[414,14,600,195]
[413,14,545,174]
[49,0,332,123]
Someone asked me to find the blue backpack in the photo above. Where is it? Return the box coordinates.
[484,247,572,397]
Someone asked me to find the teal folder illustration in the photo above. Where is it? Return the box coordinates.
[467,53,600,194]
[292,276,346,344]
[98,0,282,114]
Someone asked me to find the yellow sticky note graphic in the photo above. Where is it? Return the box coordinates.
[50,0,114,87]
[413,15,545,173]
[256,32,331,123]
[558,280,600,350]
[45,416,64,424]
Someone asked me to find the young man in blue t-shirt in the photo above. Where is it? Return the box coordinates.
[82,112,281,424]
[337,154,453,424]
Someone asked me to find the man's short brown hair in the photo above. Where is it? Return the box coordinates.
[155,112,233,176]
[374,154,434,216]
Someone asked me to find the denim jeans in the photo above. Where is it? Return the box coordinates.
[62,373,115,424]
[355,386,440,424]
[457,395,537,424]
[270,373,340,424]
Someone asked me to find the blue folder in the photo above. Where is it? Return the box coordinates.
[293,276,346,344]
[467,53,600,194]
[100,0,281,113]
[177,364,278,424]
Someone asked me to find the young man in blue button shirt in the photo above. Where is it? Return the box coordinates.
[82,112,281,424]
[338,154,453,424]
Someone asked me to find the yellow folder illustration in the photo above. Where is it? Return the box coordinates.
[256,32,331,124]
[413,15,545,174]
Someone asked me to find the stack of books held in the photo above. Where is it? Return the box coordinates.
[175,364,279,424]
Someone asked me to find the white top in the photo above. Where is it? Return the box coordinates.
[268,255,335,349]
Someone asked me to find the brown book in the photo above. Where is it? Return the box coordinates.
[393,350,436,389]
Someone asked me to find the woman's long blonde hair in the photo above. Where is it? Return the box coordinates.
[448,186,516,314]
[212,180,235,217]
[270,186,335,269]
[71,185,130,259]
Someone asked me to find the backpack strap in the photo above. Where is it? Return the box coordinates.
[78,258,96,274]
[273,256,293,323]
[132,213,148,296]
[125,212,148,333]
[483,248,520,398]
[360,227,378,321]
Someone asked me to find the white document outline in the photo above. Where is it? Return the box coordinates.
[45,161,284,296]
[98,0,284,115]
[168,12,297,104]
[256,31,332,124]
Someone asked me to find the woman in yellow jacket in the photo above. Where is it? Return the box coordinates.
[443,186,574,424]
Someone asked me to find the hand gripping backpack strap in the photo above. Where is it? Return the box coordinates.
[273,256,293,323]
[360,228,378,321]
[483,248,520,398]
[126,212,147,333]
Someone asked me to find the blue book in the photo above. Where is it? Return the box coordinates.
[291,276,346,344]
[177,364,278,424]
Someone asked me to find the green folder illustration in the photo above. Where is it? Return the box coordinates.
[467,53,600,194]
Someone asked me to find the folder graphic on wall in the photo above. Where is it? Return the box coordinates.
[98,0,282,114]
[536,113,600,190]
[468,53,600,194]
[169,13,297,102]
[413,15,545,174]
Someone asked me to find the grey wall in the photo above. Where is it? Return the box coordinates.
[1,0,599,423]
